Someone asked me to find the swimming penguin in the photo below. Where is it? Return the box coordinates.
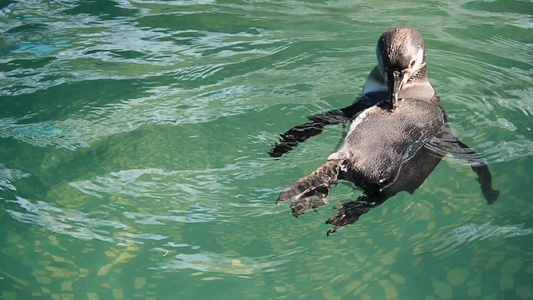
[269,27,438,157]
[274,27,499,235]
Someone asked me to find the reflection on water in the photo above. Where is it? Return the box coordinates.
[1,0,532,299]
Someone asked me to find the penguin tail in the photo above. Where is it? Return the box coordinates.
[276,160,342,216]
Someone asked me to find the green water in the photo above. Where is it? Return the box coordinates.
[1,0,532,299]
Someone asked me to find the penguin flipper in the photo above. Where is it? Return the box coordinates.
[269,96,377,158]
[435,132,499,205]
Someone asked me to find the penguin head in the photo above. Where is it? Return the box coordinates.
[376,27,427,107]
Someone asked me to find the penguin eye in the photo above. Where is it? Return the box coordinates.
[409,60,416,67]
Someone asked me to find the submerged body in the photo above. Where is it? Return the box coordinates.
[274,27,499,235]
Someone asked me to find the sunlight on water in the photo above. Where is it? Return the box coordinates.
[0,164,30,191]
[421,220,533,256]
[155,250,295,275]
[6,196,127,242]
[1,0,532,299]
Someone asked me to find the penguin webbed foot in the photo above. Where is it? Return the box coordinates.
[325,196,386,235]
[285,185,330,216]
[278,160,341,215]
[277,178,331,216]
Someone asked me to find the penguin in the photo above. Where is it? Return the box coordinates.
[269,27,438,157]
[274,27,499,235]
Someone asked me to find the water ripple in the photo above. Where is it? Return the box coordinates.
[0,83,263,150]
[5,196,129,242]
[419,220,533,257]
[67,158,281,223]
[154,249,297,275]
[482,139,533,164]
[0,164,30,192]
[0,117,90,150]
[0,0,531,298]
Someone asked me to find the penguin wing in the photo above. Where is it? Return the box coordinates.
[427,130,499,205]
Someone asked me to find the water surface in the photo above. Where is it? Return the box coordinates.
[1,0,532,299]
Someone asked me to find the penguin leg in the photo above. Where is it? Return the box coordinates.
[325,195,388,235]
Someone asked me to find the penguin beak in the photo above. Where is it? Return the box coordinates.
[388,70,408,107]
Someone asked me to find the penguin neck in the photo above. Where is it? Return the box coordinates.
[400,66,436,102]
